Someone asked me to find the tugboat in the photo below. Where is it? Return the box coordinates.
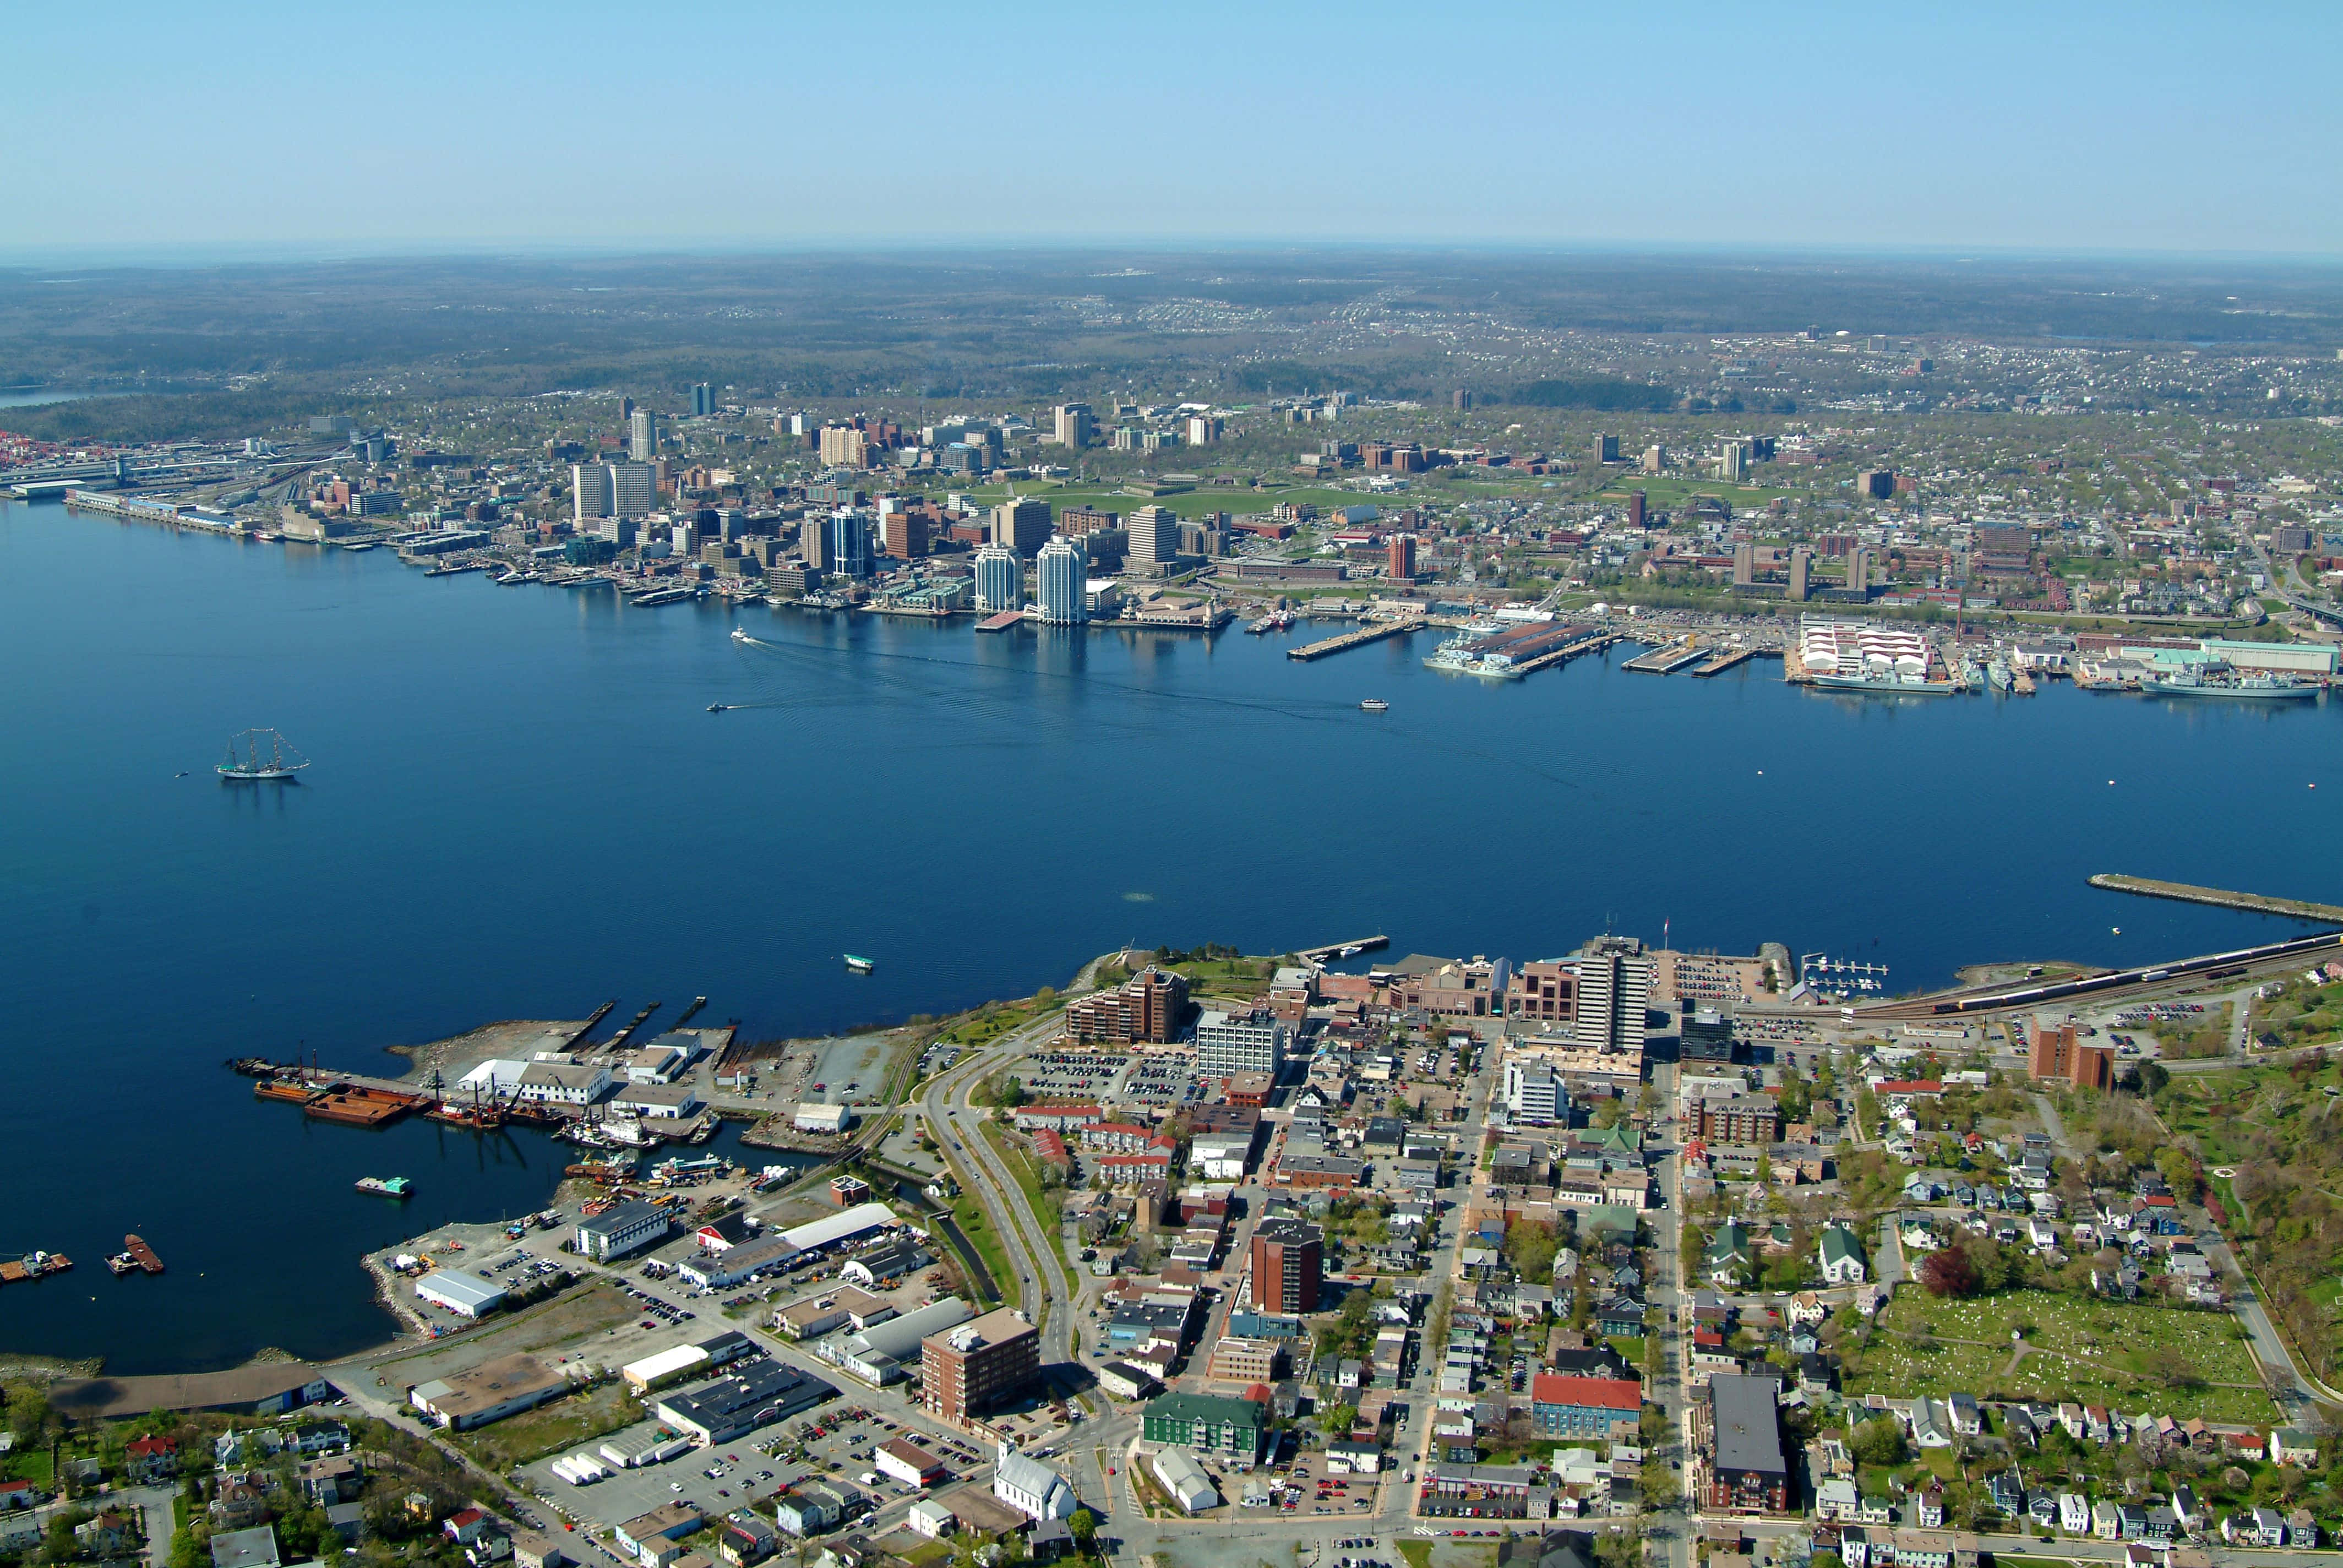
[107,1235,164,1276]
[355,1176,413,1198]
[217,729,310,781]
[844,954,876,975]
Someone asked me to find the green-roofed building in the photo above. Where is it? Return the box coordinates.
[1141,1391,1268,1459]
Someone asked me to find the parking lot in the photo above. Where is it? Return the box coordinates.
[1016,1051,1133,1099]
[1118,1053,1203,1107]
[525,1398,988,1542]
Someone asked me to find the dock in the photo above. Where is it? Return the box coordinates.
[975,611,1027,633]
[562,1000,618,1048]
[1692,647,1762,678]
[1510,629,1623,676]
[1622,639,1707,674]
[606,1000,664,1049]
[1298,934,1390,965]
[1287,618,1423,662]
[2088,874,2343,924]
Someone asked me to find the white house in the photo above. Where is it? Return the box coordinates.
[904,1500,955,1540]
[1151,1449,1218,1514]
[2061,1494,2090,1533]
[992,1444,1076,1521]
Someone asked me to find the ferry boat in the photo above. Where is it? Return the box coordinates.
[2142,667,2319,700]
[1359,699,1389,712]
[217,729,310,781]
[355,1175,412,1197]
[844,954,876,974]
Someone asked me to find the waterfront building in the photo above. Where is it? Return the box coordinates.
[1788,547,1811,601]
[972,544,1023,612]
[826,510,870,579]
[1573,939,1652,1056]
[1388,533,1416,580]
[2028,1019,2113,1091]
[1196,1007,1285,1076]
[1126,504,1178,569]
[1035,534,1087,624]
[994,497,1055,556]
[1249,1218,1322,1313]
[576,1199,671,1261]
[1065,966,1189,1043]
[921,1307,1039,1422]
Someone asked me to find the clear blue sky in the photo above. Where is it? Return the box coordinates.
[4,0,2335,259]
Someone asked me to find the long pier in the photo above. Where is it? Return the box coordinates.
[1692,647,1764,677]
[562,1000,617,1048]
[1512,629,1623,676]
[1288,618,1423,662]
[2088,874,2343,924]
[1622,639,1706,674]
[1298,934,1391,965]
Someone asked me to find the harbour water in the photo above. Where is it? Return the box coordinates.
[3,495,2341,1371]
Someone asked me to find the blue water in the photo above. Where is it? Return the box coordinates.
[3,496,2341,1371]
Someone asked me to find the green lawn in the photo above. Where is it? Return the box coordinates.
[980,1121,1071,1304]
[450,1379,639,1471]
[1847,1289,2277,1424]
[934,1144,1015,1305]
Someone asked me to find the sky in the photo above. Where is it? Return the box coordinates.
[3,0,2337,260]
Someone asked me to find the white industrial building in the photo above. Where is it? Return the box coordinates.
[793,1103,853,1134]
[826,1297,972,1385]
[415,1268,505,1319]
[1151,1449,1219,1513]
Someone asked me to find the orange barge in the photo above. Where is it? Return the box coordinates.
[304,1084,421,1127]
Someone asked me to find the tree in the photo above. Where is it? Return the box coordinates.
[1852,1417,1907,1467]
[1919,1245,1980,1298]
[1067,1509,1096,1547]
[2137,1059,2170,1096]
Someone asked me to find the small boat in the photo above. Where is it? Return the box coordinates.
[217,728,310,781]
[731,627,752,643]
[355,1176,412,1197]
[708,704,728,713]
[1359,699,1389,712]
[844,954,876,974]
[107,1235,163,1276]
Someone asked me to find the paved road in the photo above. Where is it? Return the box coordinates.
[1648,1058,1693,1568]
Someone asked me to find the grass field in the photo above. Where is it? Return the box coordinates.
[1847,1289,2277,1424]
[934,1143,1016,1305]
[451,1379,637,1471]
[1594,473,1799,508]
[980,1120,1070,1300]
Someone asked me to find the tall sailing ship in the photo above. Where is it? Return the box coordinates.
[217,729,311,781]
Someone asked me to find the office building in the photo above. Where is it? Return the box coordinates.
[1573,939,1652,1056]
[1388,533,1416,580]
[609,463,655,519]
[1857,469,1896,500]
[630,409,660,462]
[1250,1218,1322,1314]
[1035,534,1086,624]
[799,511,829,571]
[1196,1008,1286,1076]
[690,383,715,417]
[920,1307,1039,1422]
[1502,1057,1560,1124]
[972,545,1023,613]
[1594,434,1621,464]
[1127,504,1178,569]
[993,497,1054,556]
[576,1200,671,1261]
[1681,1006,1735,1063]
[1051,403,1093,448]
[1788,547,1811,602]
[572,463,611,523]
[1056,505,1119,538]
[826,510,870,579]
[880,509,929,559]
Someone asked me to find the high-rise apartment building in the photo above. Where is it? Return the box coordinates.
[1185,415,1221,445]
[994,497,1054,557]
[1127,505,1178,569]
[972,545,1023,613]
[1249,1218,1322,1314]
[1594,434,1621,464]
[1035,534,1087,624]
[2028,1019,2113,1091]
[1388,533,1416,580]
[1065,967,1190,1044]
[880,509,929,559]
[1626,491,1647,529]
[1846,545,1873,596]
[820,426,870,469]
[690,383,715,417]
[1573,939,1653,1057]
[1788,547,1811,602]
[630,409,659,462]
[920,1307,1039,1423]
[1642,444,1665,475]
[1732,540,1756,586]
[1051,403,1093,448]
